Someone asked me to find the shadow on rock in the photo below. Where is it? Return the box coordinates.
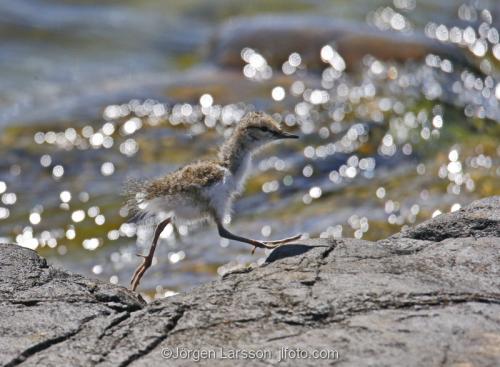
[265,243,329,263]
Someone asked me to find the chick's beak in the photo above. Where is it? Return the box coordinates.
[277,131,300,139]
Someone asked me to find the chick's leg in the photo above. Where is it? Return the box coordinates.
[216,221,298,255]
[130,217,171,291]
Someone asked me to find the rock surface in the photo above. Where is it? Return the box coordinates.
[1,196,499,366]
[211,15,472,71]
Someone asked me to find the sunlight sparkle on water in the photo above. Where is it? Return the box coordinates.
[271,86,286,101]
[71,210,85,223]
[2,193,17,205]
[52,165,64,179]
[29,212,41,225]
[101,162,115,176]
[82,238,100,251]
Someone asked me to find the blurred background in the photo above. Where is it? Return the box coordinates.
[0,0,499,299]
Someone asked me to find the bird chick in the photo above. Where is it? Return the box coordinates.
[126,111,300,291]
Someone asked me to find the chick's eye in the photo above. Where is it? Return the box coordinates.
[261,127,269,132]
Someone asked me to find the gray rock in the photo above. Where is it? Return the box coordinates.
[1,196,499,366]
[211,15,473,72]
[395,196,500,241]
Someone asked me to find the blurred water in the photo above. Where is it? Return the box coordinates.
[3,0,496,126]
[0,0,210,126]
[0,0,499,299]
